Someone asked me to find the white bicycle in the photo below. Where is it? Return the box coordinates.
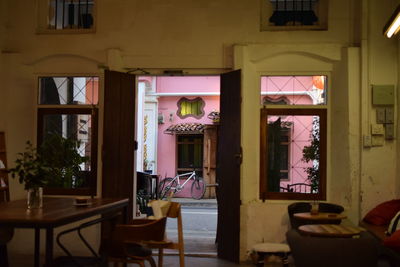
[158,170,206,200]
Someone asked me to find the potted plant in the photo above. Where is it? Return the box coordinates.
[9,134,88,208]
[8,142,50,208]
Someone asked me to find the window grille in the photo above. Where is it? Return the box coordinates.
[49,0,94,30]
[269,0,318,26]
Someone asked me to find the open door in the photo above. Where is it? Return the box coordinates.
[217,69,241,262]
[102,70,136,219]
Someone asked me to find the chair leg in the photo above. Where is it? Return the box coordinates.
[0,244,9,267]
[148,256,157,267]
[178,246,185,267]
[158,248,164,267]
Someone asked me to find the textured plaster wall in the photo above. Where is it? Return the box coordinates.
[0,0,399,261]
[359,0,399,217]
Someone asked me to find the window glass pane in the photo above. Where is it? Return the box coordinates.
[177,135,203,170]
[39,77,99,105]
[39,112,94,189]
[266,114,320,193]
[49,0,94,30]
[177,97,205,119]
[261,76,327,105]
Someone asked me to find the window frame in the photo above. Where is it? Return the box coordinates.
[36,0,97,34]
[37,107,98,196]
[260,0,328,31]
[175,134,204,174]
[37,73,99,196]
[176,97,205,119]
[260,108,327,200]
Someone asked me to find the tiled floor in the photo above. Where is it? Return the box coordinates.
[9,254,254,267]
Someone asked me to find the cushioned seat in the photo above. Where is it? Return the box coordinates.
[286,229,378,267]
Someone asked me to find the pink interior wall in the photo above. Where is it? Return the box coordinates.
[156,76,220,197]
[261,76,317,189]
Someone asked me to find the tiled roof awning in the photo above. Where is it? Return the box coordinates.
[164,123,205,135]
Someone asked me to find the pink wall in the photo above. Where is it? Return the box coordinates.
[156,76,220,93]
[156,76,220,197]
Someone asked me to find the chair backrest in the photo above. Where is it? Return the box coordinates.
[287,202,344,228]
[167,202,181,218]
[286,229,378,267]
[105,217,167,258]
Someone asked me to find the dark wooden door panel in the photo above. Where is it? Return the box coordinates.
[103,70,136,219]
[217,69,241,262]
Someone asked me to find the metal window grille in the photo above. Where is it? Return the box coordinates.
[269,0,318,26]
[49,0,94,29]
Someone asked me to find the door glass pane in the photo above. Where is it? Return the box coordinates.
[266,114,321,193]
[39,77,99,105]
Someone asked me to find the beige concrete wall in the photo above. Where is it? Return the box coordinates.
[0,0,399,262]
[359,0,399,217]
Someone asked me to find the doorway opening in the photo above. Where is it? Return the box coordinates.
[135,75,220,256]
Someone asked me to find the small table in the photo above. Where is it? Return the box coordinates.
[298,224,363,238]
[0,197,129,267]
[293,212,347,221]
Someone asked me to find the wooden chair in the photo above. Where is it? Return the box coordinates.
[146,201,185,267]
[102,217,167,267]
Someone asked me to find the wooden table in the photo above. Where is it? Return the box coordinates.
[293,212,347,221]
[298,224,363,238]
[0,197,129,267]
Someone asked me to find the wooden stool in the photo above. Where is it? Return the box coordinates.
[251,243,290,267]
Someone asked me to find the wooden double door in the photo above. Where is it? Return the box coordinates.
[102,70,241,262]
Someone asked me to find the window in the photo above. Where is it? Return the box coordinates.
[260,0,328,31]
[37,76,98,195]
[37,0,95,32]
[176,135,203,177]
[260,76,327,200]
[177,97,205,119]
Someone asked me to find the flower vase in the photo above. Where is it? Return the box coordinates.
[27,187,43,209]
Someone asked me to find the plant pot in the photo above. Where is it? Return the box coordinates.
[27,187,43,209]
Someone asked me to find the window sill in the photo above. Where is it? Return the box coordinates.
[261,24,327,31]
[36,28,96,35]
[262,192,326,201]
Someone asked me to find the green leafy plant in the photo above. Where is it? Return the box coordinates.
[302,117,320,192]
[9,134,88,190]
[8,142,50,190]
[39,133,88,188]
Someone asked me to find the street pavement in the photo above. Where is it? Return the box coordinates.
[167,198,218,256]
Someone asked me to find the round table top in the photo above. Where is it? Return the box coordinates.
[298,224,363,238]
[293,212,347,221]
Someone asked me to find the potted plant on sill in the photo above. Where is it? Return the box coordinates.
[8,142,50,209]
[9,134,88,208]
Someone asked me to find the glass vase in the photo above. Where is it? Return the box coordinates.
[27,187,43,209]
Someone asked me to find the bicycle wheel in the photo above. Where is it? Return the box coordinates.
[190,177,206,200]
[159,178,177,199]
